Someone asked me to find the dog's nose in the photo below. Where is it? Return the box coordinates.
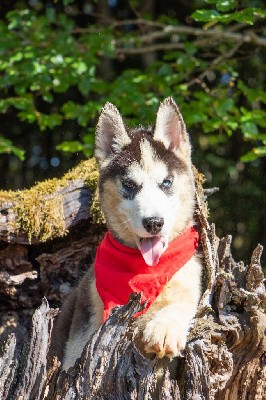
[142,217,164,235]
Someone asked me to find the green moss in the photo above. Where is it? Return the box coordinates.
[15,191,65,243]
[0,158,105,242]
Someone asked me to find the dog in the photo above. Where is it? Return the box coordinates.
[49,97,202,371]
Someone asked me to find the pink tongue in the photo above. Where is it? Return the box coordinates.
[140,237,166,266]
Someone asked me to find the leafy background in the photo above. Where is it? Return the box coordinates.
[0,0,265,265]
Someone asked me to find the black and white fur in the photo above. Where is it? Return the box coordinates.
[50,97,202,369]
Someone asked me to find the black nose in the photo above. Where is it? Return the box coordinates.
[142,217,164,235]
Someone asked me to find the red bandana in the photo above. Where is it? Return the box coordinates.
[95,227,199,322]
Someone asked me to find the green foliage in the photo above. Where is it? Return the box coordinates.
[192,7,266,25]
[56,133,94,157]
[0,136,25,160]
[0,1,265,163]
[0,5,109,158]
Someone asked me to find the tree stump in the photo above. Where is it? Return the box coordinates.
[0,160,265,399]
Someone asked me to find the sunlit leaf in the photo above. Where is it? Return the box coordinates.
[241,122,258,139]
[56,141,84,153]
[241,146,266,162]
[0,136,25,160]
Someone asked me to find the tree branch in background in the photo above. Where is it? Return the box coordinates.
[186,41,244,89]
[73,18,266,59]
[112,18,266,49]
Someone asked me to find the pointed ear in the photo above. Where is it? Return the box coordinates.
[154,97,191,158]
[95,102,131,167]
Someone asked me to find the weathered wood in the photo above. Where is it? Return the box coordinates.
[45,294,159,400]
[0,299,58,400]
[0,334,17,399]
[1,223,265,399]
[0,180,92,244]
[0,162,265,399]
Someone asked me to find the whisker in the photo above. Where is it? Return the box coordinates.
[118,217,132,233]
[121,217,132,226]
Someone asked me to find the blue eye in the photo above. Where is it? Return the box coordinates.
[161,178,173,189]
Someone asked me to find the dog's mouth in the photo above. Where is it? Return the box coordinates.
[139,236,168,267]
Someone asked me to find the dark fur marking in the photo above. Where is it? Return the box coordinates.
[99,127,187,196]
[121,178,142,200]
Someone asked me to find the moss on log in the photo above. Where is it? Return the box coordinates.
[0,158,103,244]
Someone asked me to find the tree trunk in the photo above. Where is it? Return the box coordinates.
[0,160,265,399]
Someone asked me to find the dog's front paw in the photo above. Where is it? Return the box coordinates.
[138,317,188,359]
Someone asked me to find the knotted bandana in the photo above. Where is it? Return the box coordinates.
[95,227,199,321]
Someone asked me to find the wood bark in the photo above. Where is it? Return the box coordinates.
[0,167,265,399]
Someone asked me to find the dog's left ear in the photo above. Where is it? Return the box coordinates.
[154,97,191,158]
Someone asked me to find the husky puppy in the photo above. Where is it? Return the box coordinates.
[50,97,202,370]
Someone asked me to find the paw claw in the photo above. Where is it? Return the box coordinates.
[138,318,188,359]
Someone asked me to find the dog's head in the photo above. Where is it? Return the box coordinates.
[95,97,195,266]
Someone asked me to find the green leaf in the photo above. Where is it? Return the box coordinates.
[37,113,63,130]
[83,133,95,145]
[238,81,266,104]
[216,1,237,12]
[240,122,258,139]
[192,7,266,25]
[0,100,9,113]
[241,146,266,162]
[7,9,33,31]
[216,98,234,117]
[78,77,91,96]
[0,136,25,160]
[63,0,75,5]
[204,0,237,12]
[192,9,220,22]
[56,141,84,153]
[72,60,88,75]
[61,101,98,126]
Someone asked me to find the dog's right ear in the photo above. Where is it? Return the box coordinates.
[95,102,131,167]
